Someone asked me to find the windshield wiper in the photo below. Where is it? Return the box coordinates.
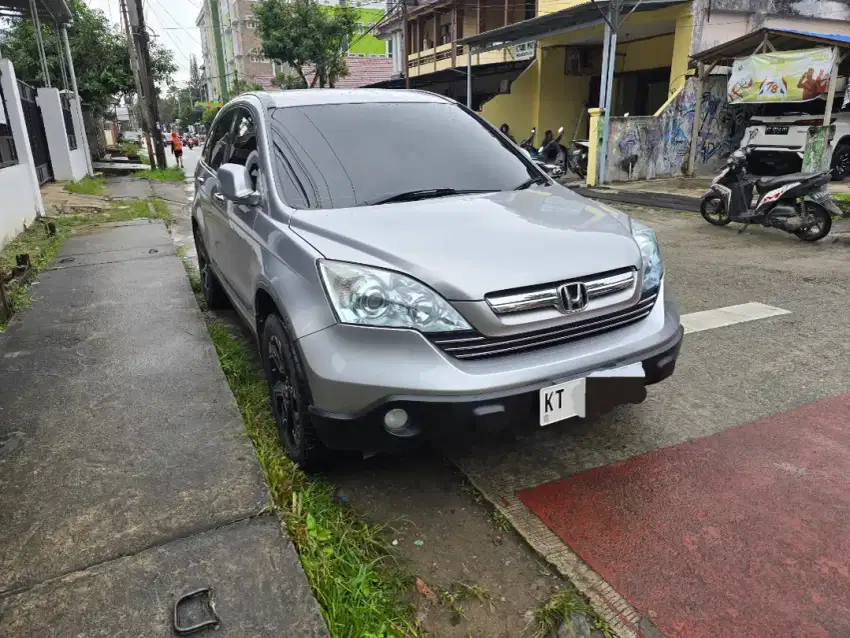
[514,175,551,190]
[366,188,493,206]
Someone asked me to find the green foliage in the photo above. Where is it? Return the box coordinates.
[275,71,308,90]
[201,104,221,126]
[118,141,142,158]
[228,79,264,98]
[65,176,106,195]
[136,166,185,182]
[255,0,358,88]
[0,0,176,114]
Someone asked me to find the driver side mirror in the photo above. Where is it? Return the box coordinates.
[218,163,260,206]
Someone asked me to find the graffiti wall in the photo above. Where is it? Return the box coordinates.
[605,75,753,182]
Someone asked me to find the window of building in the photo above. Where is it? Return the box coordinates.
[386,38,393,58]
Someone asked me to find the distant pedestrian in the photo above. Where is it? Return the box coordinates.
[499,123,516,143]
[171,131,184,169]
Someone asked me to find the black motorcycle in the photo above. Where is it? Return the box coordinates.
[701,148,840,242]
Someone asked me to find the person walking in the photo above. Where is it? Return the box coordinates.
[171,131,184,169]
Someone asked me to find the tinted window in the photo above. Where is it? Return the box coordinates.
[206,110,235,170]
[269,102,535,209]
[227,108,260,189]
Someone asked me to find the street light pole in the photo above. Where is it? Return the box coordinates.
[120,0,156,167]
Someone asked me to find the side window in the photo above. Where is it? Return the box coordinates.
[226,108,258,166]
[206,110,235,170]
[227,108,260,189]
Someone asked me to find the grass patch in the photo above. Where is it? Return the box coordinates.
[0,199,170,330]
[136,166,185,182]
[65,176,106,196]
[198,315,420,637]
[526,587,615,638]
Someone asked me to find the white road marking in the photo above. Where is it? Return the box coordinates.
[681,302,791,335]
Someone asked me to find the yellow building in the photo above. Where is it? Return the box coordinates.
[467,0,694,145]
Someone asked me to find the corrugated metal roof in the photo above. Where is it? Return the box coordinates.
[458,0,687,52]
[692,27,850,65]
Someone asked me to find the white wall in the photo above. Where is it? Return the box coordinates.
[0,59,44,250]
[0,165,42,248]
[38,88,88,182]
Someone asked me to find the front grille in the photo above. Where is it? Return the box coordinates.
[430,290,658,360]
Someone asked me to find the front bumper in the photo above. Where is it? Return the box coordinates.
[298,280,683,452]
[309,331,682,452]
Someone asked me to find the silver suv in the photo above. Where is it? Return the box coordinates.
[192,89,683,469]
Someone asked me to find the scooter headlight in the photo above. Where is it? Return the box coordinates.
[631,220,663,292]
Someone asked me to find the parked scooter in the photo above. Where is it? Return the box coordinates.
[701,147,840,241]
[519,128,565,178]
[567,140,589,179]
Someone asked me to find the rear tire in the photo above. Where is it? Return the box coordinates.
[700,195,732,226]
[261,313,329,471]
[795,202,832,242]
[831,144,850,181]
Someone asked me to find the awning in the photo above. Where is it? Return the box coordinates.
[364,59,530,89]
[693,27,850,70]
[0,0,72,22]
[458,0,688,53]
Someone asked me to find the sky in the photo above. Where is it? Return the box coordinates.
[86,0,203,85]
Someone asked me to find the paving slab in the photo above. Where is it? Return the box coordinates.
[0,516,325,638]
[0,221,325,635]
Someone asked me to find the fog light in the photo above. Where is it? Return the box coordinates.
[383,408,409,432]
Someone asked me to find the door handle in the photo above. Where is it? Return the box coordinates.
[213,192,225,202]
[197,175,206,184]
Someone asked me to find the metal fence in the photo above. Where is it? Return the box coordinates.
[17,80,52,184]
[0,75,18,170]
[60,93,77,150]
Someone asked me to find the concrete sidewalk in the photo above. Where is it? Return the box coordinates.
[0,221,326,636]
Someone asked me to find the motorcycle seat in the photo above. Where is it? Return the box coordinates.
[755,172,820,192]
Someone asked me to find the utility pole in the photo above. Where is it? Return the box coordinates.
[127,0,168,169]
[120,0,156,167]
[402,0,410,89]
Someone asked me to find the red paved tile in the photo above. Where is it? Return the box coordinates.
[518,393,850,638]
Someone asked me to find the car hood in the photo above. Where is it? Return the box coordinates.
[290,186,640,301]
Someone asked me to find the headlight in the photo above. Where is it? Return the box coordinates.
[318,260,472,332]
[631,220,663,292]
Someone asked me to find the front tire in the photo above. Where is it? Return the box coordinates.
[795,202,832,242]
[700,195,732,226]
[261,313,328,471]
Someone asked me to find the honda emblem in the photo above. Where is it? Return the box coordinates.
[558,282,588,313]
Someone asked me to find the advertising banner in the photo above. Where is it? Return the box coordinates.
[727,47,836,104]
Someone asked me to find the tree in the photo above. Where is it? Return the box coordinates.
[0,0,177,114]
[275,72,307,90]
[255,0,357,88]
[228,79,263,97]
[188,54,204,102]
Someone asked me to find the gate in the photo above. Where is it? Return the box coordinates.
[17,80,52,184]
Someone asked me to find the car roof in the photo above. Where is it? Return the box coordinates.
[251,88,453,109]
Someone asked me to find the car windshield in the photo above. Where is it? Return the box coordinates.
[268,101,537,209]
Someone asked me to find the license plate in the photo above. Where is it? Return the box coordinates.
[539,378,586,426]
[812,189,829,202]
[765,125,789,135]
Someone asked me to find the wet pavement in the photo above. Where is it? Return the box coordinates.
[0,221,326,636]
[450,204,850,636]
